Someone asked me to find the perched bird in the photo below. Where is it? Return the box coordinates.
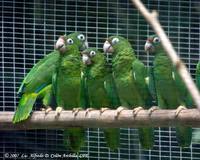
[54,34,88,153]
[81,48,120,151]
[13,32,87,124]
[145,35,192,147]
[191,62,200,142]
[103,36,154,149]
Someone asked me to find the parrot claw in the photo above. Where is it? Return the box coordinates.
[115,106,127,119]
[148,106,159,116]
[100,107,109,114]
[85,108,95,116]
[72,107,82,116]
[132,106,143,117]
[40,108,46,111]
[175,105,187,117]
[55,106,63,116]
[45,107,52,114]
[40,107,53,114]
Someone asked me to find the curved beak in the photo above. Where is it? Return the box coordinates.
[81,53,91,65]
[103,40,113,54]
[55,36,66,53]
[144,41,154,53]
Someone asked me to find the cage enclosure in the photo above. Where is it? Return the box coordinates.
[1,0,200,159]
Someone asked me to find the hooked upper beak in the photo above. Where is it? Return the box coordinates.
[80,40,89,51]
[103,40,114,54]
[144,41,154,53]
[81,53,92,65]
[55,36,66,53]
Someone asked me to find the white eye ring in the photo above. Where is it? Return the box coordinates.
[90,51,96,56]
[153,37,160,43]
[112,37,119,45]
[78,34,85,41]
[67,38,73,44]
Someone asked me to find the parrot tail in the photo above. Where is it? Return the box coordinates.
[176,126,192,148]
[63,128,85,153]
[103,128,120,151]
[138,127,154,149]
[12,93,38,123]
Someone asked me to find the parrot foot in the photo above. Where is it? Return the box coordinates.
[132,106,143,117]
[85,108,95,116]
[55,106,63,116]
[148,106,159,116]
[40,108,46,111]
[175,105,187,117]
[45,106,52,114]
[100,107,110,114]
[72,107,82,116]
[115,106,127,119]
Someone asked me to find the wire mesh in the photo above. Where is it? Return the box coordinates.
[0,0,200,159]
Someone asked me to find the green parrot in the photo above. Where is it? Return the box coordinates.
[191,62,200,142]
[54,34,87,153]
[144,34,192,147]
[81,48,120,151]
[13,32,88,123]
[103,36,155,149]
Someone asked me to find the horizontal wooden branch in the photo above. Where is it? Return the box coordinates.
[1,109,200,130]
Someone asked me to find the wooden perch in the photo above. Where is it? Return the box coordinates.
[131,0,200,110]
[1,109,200,130]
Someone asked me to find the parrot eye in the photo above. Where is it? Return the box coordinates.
[89,51,96,57]
[78,34,85,41]
[153,37,160,43]
[111,38,119,45]
[67,38,74,45]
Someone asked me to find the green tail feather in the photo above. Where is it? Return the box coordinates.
[138,127,154,149]
[176,126,192,148]
[63,128,85,153]
[103,128,120,151]
[105,73,121,107]
[12,93,38,123]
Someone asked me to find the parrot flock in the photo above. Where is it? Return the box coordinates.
[13,32,199,152]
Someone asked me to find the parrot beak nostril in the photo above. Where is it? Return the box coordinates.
[82,54,91,65]
[145,41,154,53]
[55,37,65,50]
[103,41,113,54]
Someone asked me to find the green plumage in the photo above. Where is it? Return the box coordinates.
[104,36,154,149]
[145,35,192,147]
[13,32,87,124]
[192,62,200,142]
[82,48,120,151]
[54,34,87,153]
[13,50,59,123]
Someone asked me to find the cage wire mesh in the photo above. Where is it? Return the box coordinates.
[0,0,200,159]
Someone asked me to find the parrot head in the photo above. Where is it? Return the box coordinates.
[55,35,78,54]
[68,32,88,51]
[81,48,102,66]
[55,32,88,55]
[103,36,132,56]
[55,35,67,54]
[144,35,162,54]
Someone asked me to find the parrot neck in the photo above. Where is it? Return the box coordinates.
[86,56,107,79]
[112,47,136,75]
[57,52,82,77]
[153,49,174,80]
